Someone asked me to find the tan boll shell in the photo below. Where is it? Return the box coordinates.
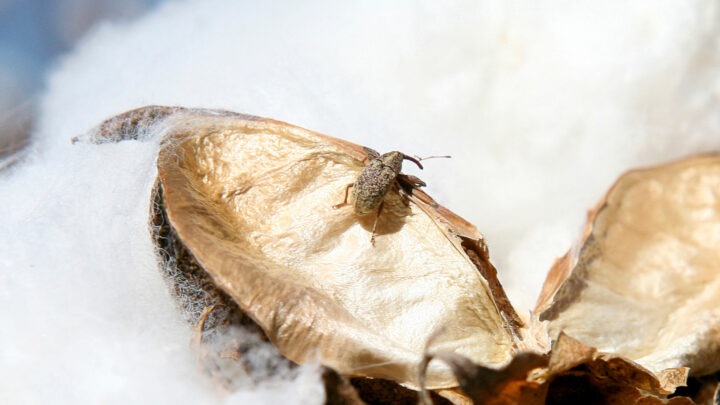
[536,155,720,377]
[81,106,545,390]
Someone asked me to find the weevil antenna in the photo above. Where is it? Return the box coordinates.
[414,155,451,161]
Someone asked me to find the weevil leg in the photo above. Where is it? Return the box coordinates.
[370,201,385,246]
[399,174,426,189]
[333,183,354,209]
[397,174,425,207]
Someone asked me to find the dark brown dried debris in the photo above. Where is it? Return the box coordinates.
[416,332,694,405]
[419,344,548,405]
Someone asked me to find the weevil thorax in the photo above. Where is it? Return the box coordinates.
[352,151,405,216]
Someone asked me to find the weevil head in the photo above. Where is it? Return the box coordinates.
[378,151,424,173]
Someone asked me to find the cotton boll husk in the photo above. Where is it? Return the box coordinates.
[3,0,720,402]
[537,155,720,376]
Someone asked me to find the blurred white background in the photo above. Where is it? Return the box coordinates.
[0,0,160,160]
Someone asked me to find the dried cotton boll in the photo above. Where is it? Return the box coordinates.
[47,110,720,403]
[88,106,711,404]
[81,106,547,402]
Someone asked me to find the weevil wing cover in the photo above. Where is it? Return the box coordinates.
[124,107,541,390]
[537,155,720,377]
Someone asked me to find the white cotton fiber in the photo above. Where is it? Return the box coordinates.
[2,0,720,403]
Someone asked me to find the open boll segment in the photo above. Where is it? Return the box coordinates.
[154,108,546,390]
[536,154,720,378]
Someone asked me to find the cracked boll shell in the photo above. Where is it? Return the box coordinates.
[537,155,720,377]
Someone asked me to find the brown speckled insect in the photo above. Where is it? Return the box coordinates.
[334,148,448,245]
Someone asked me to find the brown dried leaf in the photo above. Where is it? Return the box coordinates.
[537,155,720,377]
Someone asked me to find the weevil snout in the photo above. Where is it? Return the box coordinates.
[401,154,423,170]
